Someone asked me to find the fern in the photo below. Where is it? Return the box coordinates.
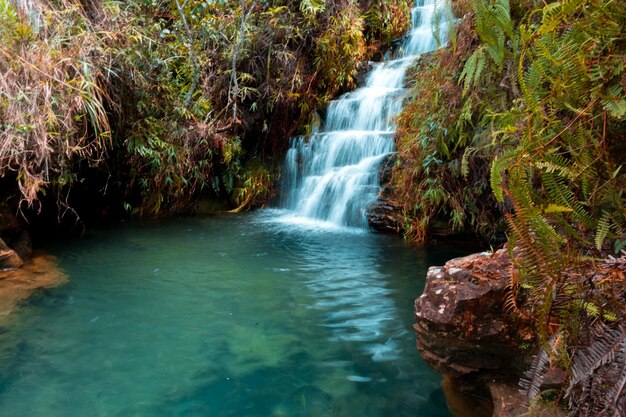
[520,339,551,400]
[459,47,487,94]
[427,0,625,413]
[520,356,549,400]
[566,324,626,416]
[595,211,612,251]
[490,154,508,202]
[604,356,626,413]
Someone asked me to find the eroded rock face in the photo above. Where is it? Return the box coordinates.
[414,249,535,391]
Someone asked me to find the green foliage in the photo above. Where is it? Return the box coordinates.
[491,0,625,337]
[392,46,505,242]
[300,0,326,17]
[364,0,412,49]
[479,0,625,413]
[458,0,516,93]
[229,161,273,213]
[1,0,410,217]
[395,2,624,411]
[0,0,113,207]
[314,2,367,99]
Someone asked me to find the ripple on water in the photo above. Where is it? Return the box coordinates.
[0,214,470,417]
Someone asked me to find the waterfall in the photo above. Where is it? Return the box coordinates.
[280,0,448,229]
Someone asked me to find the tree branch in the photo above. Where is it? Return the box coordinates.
[229,0,256,123]
[174,0,199,109]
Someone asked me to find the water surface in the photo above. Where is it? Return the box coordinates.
[0,212,469,416]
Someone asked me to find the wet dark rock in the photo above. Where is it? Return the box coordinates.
[355,61,374,86]
[367,199,403,233]
[378,152,396,186]
[368,153,404,233]
[0,205,32,266]
[9,230,32,260]
[486,383,529,417]
[0,207,21,235]
[414,249,535,390]
[0,238,23,271]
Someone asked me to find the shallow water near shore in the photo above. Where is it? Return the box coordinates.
[0,212,473,417]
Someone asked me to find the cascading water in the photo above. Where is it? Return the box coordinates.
[280,0,448,228]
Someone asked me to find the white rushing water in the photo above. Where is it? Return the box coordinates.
[280,0,449,228]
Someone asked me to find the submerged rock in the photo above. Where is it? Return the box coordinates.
[442,376,493,417]
[0,252,68,321]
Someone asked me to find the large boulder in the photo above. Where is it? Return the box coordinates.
[414,249,535,392]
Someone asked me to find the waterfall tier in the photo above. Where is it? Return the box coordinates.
[280,0,448,228]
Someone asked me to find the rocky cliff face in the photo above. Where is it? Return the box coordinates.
[413,249,548,417]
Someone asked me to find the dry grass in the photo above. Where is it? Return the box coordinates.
[0,0,118,207]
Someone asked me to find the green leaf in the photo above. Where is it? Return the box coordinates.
[594,211,611,251]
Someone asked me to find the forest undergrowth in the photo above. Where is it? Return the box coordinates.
[0,0,413,219]
[392,0,625,414]
[1,0,625,414]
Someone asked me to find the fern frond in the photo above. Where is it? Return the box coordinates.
[543,204,573,214]
[520,344,550,399]
[542,172,574,208]
[605,339,626,409]
[459,47,487,94]
[567,324,624,391]
[519,334,560,400]
[490,154,509,202]
[595,211,612,251]
[534,152,575,180]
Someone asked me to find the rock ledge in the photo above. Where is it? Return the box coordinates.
[414,249,547,417]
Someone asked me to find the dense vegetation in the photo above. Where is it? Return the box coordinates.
[1,0,624,414]
[392,0,625,414]
[0,0,412,221]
